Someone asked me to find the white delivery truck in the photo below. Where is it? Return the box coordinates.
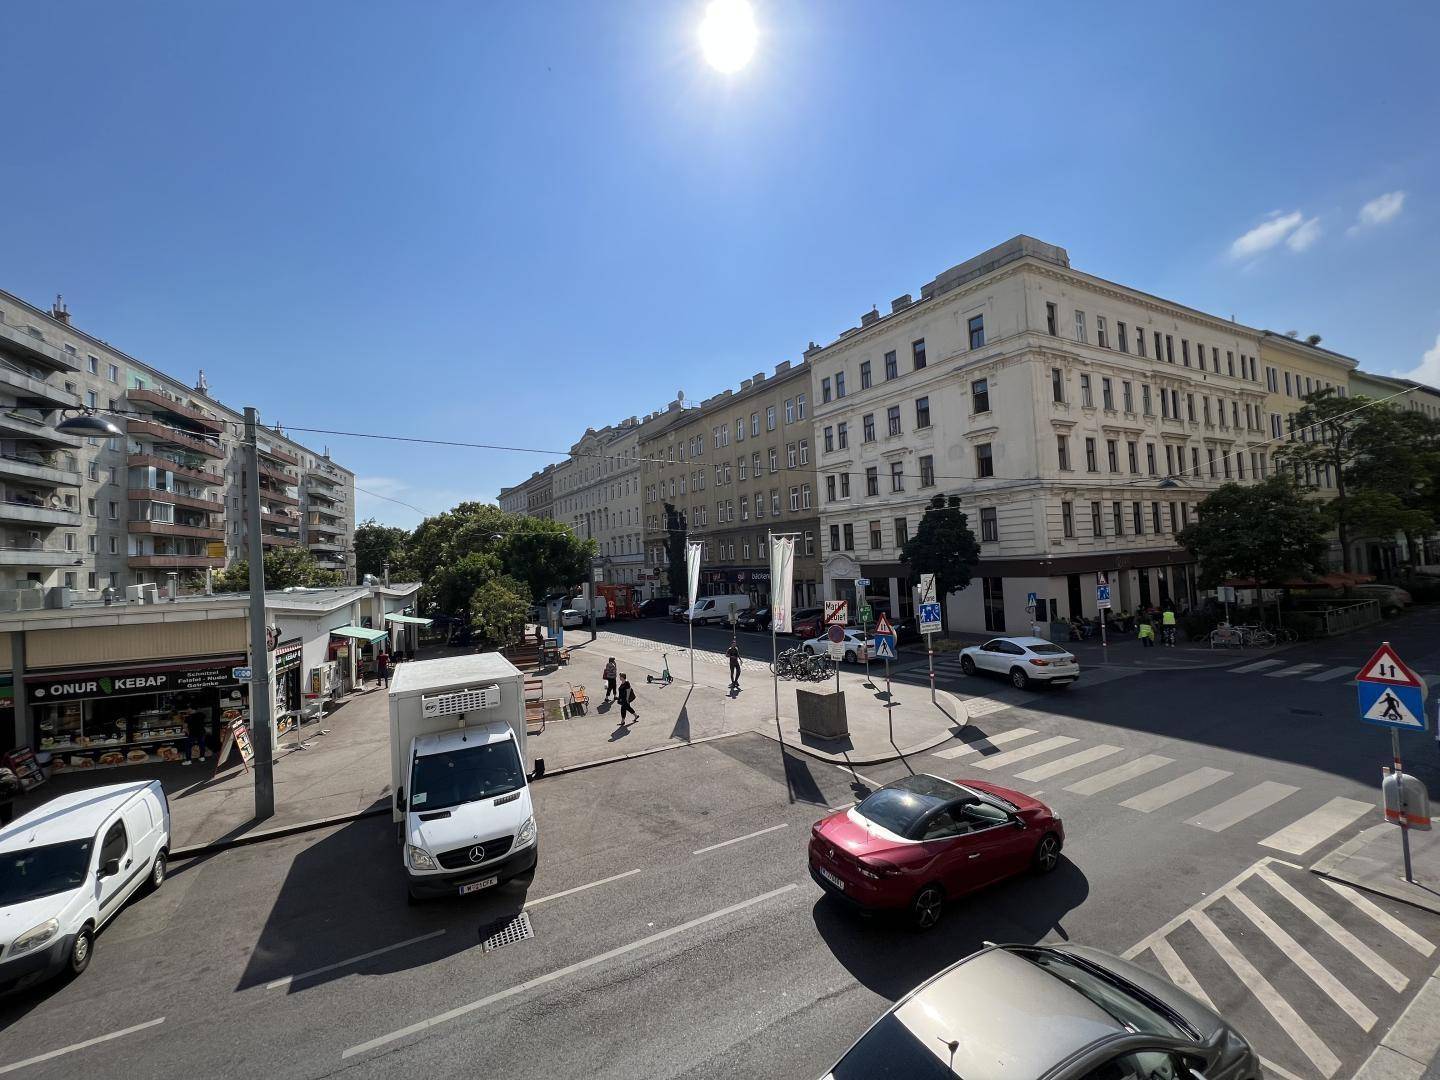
[388,654,538,903]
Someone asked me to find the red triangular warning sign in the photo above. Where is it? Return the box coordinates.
[1356,642,1423,688]
[874,614,894,637]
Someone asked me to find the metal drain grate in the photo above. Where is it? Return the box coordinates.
[481,911,534,952]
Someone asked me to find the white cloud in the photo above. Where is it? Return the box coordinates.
[1230,210,1305,259]
[1397,333,1440,386]
[1349,190,1406,234]
[1286,216,1323,252]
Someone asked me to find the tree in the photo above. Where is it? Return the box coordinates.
[429,551,504,616]
[469,575,530,649]
[213,546,346,592]
[1335,490,1435,562]
[1177,477,1328,587]
[354,519,412,582]
[899,495,979,628]
[663,502,688,602]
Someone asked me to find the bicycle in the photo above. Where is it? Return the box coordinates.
[1242,627,1276,647]
[1270,626,1299,643]
[1209,626,1244,648]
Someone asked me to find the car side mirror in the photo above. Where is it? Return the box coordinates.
[102,857,121,877]
[1012,817,1027,829]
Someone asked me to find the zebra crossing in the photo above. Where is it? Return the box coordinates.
[1123,857,1440,1079]
[1227,657,1358,682]
[926,722,1376,856]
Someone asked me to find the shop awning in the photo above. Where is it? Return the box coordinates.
[384,614,433,626]
[330,625,391,644]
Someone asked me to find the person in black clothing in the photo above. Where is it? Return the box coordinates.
[726,641,741,689]
[617,674,638,724]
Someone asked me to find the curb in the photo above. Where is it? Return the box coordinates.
[1310,824,1440,917]
[533,731,745,779]
[754,725,961,768]
[171,803,392,859]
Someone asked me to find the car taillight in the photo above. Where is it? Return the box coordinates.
[857,858,901,880]
[1029,658,1049,666]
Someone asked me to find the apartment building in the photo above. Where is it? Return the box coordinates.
[553,420,645,589]
[810,236,1271,635]
[497,482,528,515]
[640,364,822,610]
[0,290,356,595]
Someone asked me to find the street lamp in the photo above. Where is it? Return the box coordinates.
[54,408,124,437]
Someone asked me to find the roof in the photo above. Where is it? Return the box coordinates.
[330,624,390,644]
[371,582,422,599]
[264,586,371,613]
[389,652,522,696]
[0,781,153,851]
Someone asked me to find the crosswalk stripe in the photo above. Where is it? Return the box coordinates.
[1186,781,1299,832]
[1320,879,1436,957]
[1258,1057,1308,1080]
[1227,890,1377,1030]
[1191,910,1341,1077]
[1122,767,1232,812]
[963,698,1016,719]
[1015,745,1124,782]
[970,735,1078,772]
[1256,865,1407,991]
[1260,797,1374,855]
[1065,754,1174,796]
[1305,665,1356,683]
[932,728,1036,760]
[1149,938,1215,1010]
[1231,659,1285,674]
[1266,663,1323,678]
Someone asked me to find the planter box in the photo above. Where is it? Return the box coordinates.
[797,688,849,740]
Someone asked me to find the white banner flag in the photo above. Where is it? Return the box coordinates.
[686,541,703,608]
[770,536,795,633]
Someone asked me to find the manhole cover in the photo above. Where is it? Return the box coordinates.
[481,911,534,952]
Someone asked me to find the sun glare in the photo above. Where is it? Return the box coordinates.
[699,0,757,73]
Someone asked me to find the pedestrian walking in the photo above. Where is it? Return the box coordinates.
[0,765,21,826]
[726,641,741,689]
[183,709,209,765]
[377,648,392,688]
[1137,621,1155,648]
[533,624,545,650]
[603,657,618,701]
[1161,605,1177,647]
[618,674,638,724]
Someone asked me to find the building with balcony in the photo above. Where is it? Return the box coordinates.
[298,452,354,576]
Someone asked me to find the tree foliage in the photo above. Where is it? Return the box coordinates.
[900,495,979,626]
[213,546,346,592]
[354,519,412,582]
[469,574,530,650]
[663,502,688,602]
[1178,477,1328,587]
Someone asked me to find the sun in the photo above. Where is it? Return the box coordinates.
[699,0,757,73]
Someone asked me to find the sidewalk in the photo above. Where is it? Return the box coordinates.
[1312,823,1440,916]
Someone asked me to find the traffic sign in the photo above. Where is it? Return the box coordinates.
[918,574,936,606]
[919,601,942,635]
[233,666,253,681]
[874,613,894,637]
[824,600,848,626]
[1026,591,1038,611]
[855,577,870,589]
[827,622,847,659]
[1096,572,1112,611]
[872,635,897,661]
[858,605,873,624]
[1358,681,1426,731]
[1357,642,1424,688]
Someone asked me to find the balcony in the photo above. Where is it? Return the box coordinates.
[0,408,81,449]
[128,520,225,541]
[0,544,84,568]
[259,485,299,507]
[126,417,224,459]
[258,443,299,467]
[261,508,300,527]
[308,503,341,521]
[0,320,82,373]
[308,539,344,552]
[0,451,81,488]
[305,475,339,495]
[127,453,223,487]
[0,499,81,527]
[125,387,225,434]
[0,358,81,409]
[261,535,301,549]
[258,461,298,486]
[128,487,221,513]
[128,554,226,570]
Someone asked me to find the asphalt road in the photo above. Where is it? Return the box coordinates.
[4,609,1439,1080]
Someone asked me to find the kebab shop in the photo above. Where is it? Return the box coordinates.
[28,656,249,773]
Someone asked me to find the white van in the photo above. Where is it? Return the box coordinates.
[686,594,752,626]
[0,780,170,992]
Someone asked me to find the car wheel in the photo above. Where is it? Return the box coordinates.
[960,655,976,675]
[909,883,944,931]
[1010,667,1030,690]
[844,650,857,664]
[147,850,167,892]
[1033,832,1062,874]
[68,924,94,977]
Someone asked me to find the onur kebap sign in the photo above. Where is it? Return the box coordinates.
[1356,642,1428,732]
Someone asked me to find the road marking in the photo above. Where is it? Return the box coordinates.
[524,868,643,908]
[1227,890,1377,1030]
[693,823,789,855]
[1123,856,1305,960]
[1191,910,1340,1077]
[1305,665,1356,683]
[963,698,1015,719]
[1065,754,1174,796]
[1266,662,1323,678]
[970,735,1077,772]
[1186,781,1298,832]
[932,727,1036,760]
[1256,865,1407,990]
[1259,1056,1311,1080]
[1260,797,1373,855]
[267,930,448,990]
[1149,938,1215,1009]
[830,764,885,788]
[1015,745,1123,782]
[0,1017,166,1075]
[1320,879,1436,956]
[1231,659,1285,674]
[1121,767,1232,813]
[341,883,799,1059]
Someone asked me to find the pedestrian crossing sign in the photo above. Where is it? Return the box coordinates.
[1357,680,1426,731]
[1356,642,1424,688]
[872,635,897,661]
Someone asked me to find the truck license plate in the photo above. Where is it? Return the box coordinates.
[819,866,845,891]
[460,876,499,895]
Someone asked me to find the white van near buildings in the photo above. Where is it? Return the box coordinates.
[686,594,752,625]
[0,780,170,993]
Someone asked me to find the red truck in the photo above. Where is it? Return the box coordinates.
[596,583,641,619]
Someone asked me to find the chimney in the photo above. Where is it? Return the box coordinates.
[51,295,70,324]
[890,294,912,313]
[860,306,880,327]
[196,369,210,395]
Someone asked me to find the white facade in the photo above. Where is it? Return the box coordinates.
[553,419,645,588]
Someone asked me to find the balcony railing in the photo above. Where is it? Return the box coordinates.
[128,554,227,570]
[127,487,221,513]
[0,356,81,409]
[125,387,225,434]
[0,319,82,373]
[126,417,224,459]
[258,443,300,467]
[126,452,223,487]
[0,498,81,527]
[0,451,81,488]
[128,520,225,541]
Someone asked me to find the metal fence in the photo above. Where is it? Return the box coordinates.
[1295,599,1382,636]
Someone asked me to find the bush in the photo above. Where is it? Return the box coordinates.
[1180,612,1218,642]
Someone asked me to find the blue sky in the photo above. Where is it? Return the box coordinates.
[3,1,1437,527]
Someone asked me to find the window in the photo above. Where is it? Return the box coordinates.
[1046,302,1058,335]
[894,517,908,547]
[787,444,797,468]
[919,455,935,487]
[769,447,778,471]
[912,339,926,370]
[1236,451,1245,479]
[1096,316,1109,349]
[741,495,750,519]
[863,414,875,441]
[1122,381,1133,412]
[842,523,854,550]
[87,572,97,590]
[804,531,814,556]
[1057,435,1070,470]
[799,439,809,465]
[1106,439,1119,472]
[1117,322,1128,352]
[840,472,850,497]
[1222,452,1231,479]
[870,521,883,549]
[982,576,1006,632]
[1090,500,1103,536]
[1132,501,1144,535]
[1146,443,1157,474]
[766,406,776,430]
[890,461,904,492]
[829,524,840,550]
[1085,437,1098,472]
[789,486,800,511]
[108,500,118,520]
[886,405,902,436]
[860,360,872,389]
[836,422,848,449]
[108,363,118,382]
[802,483,812,508]
[1165,335,1174,363]
[109,536,118,554]
[1207,448,1217,478]
[976,443,994,478]
[1203,398,1212,426]
[1231,401,1240,429]
[772,491,780,515]
[1080,373,1093,407]
[755,490,765,517]
[736,419,745,444]
[785,399,796,424]
[968,315,985,349]
[971,378,990,413]
[835,372,846,398]
[88,461,99,481]
[1186,394,1196,422]
[797,393,806,419]
[1155,331,1163,361]
[1102,378,1114,410]
[866,467,879,496]
[87,389,97,408]
[1112,501,1124,536]
[1062,501,1074,538]
[1191,447,1201,476]
[916,396,931,428]
[1182,339,1191,367]
[826,476,836,501]
[87,355,99,374]
[884,350,897,380]
[87,535,96,553]
[1142,384,1152,415]
[979,507,998,542]
[1127,441,1139,474]
[1136,328,1146,357]
[751,412,760,437]
[822,377,832,403]
[824,427,834,453]
[1052,368,1065,403]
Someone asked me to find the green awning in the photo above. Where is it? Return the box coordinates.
[384,614,433,626]
[330,625,391,644]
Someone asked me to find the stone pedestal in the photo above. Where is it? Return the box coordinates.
[797,688,849,740]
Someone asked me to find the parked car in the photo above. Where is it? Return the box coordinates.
[791,606,825,638]
[801,627,871,663]
[0,780,170,993]
[685,594,752,625]
[637,596,674,618]
[1352,583,1412,615]
[560,608,586,628]
[820,942,1259,1080]
[736,606,771,631]
[959,636,1079,689]
[669,604,687,622]
[810,774,1063,929]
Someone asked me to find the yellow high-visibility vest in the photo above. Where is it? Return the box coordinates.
[1162,610,1177,626]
